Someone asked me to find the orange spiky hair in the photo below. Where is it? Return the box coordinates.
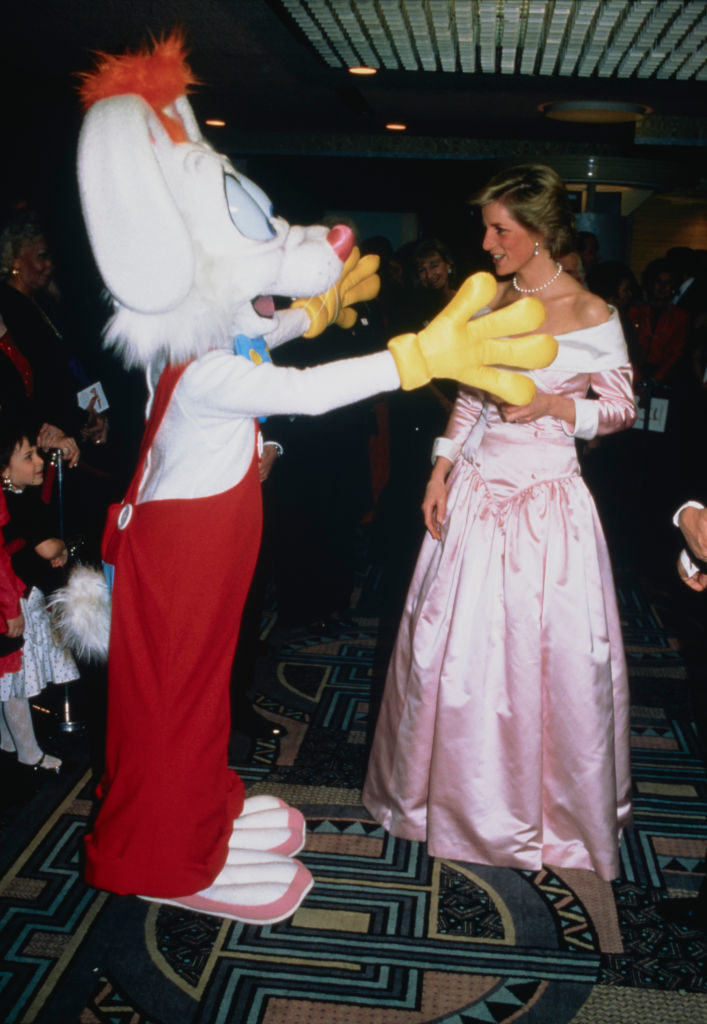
[77,30,198,143]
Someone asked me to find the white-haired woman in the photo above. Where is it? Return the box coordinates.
[0,210,85,463]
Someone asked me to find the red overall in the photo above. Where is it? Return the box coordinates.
[84,365,262,897]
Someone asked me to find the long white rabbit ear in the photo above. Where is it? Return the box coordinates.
[174,94,204,143]
[77,93,195,314]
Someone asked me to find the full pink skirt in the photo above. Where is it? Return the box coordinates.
[363,452,631,881]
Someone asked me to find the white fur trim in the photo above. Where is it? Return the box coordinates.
[48,565,111,662]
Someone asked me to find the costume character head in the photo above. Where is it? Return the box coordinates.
[77,32,353,370]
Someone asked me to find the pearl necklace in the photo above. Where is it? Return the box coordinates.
[512,262,563,294]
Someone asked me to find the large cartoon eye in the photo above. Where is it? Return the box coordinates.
[224,173,275,241]
[238,173,275,219]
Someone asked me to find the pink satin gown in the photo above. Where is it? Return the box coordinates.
[363,313,636,881]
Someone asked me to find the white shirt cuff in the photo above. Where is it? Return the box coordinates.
[673,500,705,528]
[564,398,599,440]
[680,548,699,578]
[432,436,462,465]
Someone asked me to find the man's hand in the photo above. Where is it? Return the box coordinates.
[291,247,380,338]
[677,552,707,592]
[259,444,279,482]
[387,273,558,406]
[678,505,707,562]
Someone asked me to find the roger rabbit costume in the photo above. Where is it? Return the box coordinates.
[76,33,557,924]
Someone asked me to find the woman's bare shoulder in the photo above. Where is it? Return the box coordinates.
[573,288,611,329]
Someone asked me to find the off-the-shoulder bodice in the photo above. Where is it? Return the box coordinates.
[438,310,636,497]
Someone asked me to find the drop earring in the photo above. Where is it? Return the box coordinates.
[534,241,540,257]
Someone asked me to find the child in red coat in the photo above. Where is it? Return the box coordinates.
[0,422,79,770]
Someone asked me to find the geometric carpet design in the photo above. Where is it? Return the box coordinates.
[1,586,706,1023]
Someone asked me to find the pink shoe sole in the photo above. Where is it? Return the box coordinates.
[264,807,307,856]
[138,861,314,925]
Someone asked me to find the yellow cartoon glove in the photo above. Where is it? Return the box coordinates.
[291,247,381,338]
[387,272,558,406]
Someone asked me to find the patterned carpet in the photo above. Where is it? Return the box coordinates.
[1,580,706,1024]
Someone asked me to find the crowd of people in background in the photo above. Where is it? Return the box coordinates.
[1,195,706,781]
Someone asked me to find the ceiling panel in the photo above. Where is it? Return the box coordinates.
[279,0,707,81]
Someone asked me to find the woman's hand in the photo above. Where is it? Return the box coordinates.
[499,391,576,429]
[422,465,450,540]
[499,392,552,424]
[58,436,80,468]
[5,612,24,638]
[37,424,80,468]
[38,422,64,450]
[81,412,109,446]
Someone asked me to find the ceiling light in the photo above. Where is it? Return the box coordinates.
[540,100,651,124]
[348,65,377,75]
[205,119,226,127]
[385,122,406,131]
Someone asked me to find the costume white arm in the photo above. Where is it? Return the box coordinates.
[187,348,400,419]
[140,348,401,503]
[262,308,311,350]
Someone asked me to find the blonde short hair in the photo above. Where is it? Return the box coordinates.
[472,164,575,260]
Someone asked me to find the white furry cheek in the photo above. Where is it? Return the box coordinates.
[262,230,338,299]
[104,295,231,370]
[271,254,341,298]
[192,249,266,333]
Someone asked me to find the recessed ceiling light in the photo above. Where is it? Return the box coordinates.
[349,66,377,76]
[540,101,650,124]
[205,119,226,127]
[385,122,406,131]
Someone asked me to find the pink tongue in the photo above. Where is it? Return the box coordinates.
[254,295,275,317]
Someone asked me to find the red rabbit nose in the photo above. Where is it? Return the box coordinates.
[326,224,354,262]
